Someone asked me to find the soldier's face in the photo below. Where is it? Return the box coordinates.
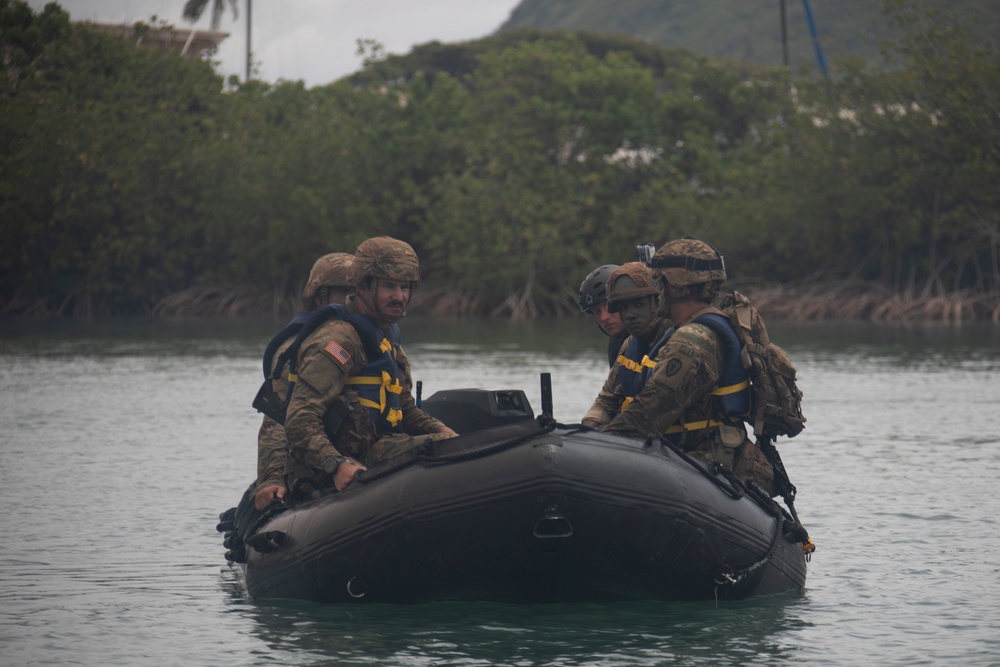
[618,297,656,337]
[373,279,412,320]
[592,302,625,337]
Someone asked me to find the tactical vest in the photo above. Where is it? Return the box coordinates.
[251,311,312,424]
[263,304,404,435]
[642,309,750,442]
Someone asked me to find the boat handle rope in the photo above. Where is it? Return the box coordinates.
[714,511,783,594]
[654,434,815,558]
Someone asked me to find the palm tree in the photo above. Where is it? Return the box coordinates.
[182,0,250,81]
[182,0,239,31]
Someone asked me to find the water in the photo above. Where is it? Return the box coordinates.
[1,317,999,666]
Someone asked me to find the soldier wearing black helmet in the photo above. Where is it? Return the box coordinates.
[601,238,776,495]
[581,262,673,428]
[578,264,628,367]
[282,236,457,501]
[253,252,356,510]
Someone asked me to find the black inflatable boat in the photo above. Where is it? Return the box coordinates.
[219,388,810,603]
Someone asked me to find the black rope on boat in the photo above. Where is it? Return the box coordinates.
[417,416,564,465]
[714,511,783,591]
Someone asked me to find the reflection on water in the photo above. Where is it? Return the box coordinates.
[235,586,810,667]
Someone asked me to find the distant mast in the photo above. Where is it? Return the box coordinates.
[245,0,252,81]
[801,0,828,77]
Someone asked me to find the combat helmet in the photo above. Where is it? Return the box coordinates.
[352,236,420,288]
[606,262,658,313]
[578,264,619,313]
[302,252,354,302]
[646,237,727,303]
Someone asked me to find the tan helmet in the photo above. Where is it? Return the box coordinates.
[606,262,658,313]
[302,253,355,301]
[352,236,420,287]
[647,237,727,301]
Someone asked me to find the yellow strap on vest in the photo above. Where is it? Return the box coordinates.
[617,354,657,374]
[621,396,633,410]
[379,337,393,354]
[288,373,297,382]
[709,378,750,396]
[664,419,724,434]
[345,371,403,426]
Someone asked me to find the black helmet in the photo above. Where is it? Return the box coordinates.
[578,264,619,313]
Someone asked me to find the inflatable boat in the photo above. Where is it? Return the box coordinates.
[218,388,811,603]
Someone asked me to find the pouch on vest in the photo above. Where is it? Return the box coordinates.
[322,395,354,443]
[252,379,288,425]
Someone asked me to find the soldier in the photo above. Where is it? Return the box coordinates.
[581,263,673,428]
[578,264,628,367]
[282,236,458,500]
[601,238,775,495]
[253,252,355,510]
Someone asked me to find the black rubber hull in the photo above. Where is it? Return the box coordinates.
[239,420,807,603]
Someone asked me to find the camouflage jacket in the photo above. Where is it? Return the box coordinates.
[283,300,446,480]
[603,305,730,445]
[253,334,295,497]
[602,304,775,494]
[584,318,673,426]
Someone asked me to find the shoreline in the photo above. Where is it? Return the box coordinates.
[146,282,1000,323]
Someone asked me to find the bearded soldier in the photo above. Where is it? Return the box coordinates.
[581,262,673,427]
[601,238,775,495]
[282,236,457,501]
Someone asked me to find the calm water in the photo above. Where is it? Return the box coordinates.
[1,316,999,667]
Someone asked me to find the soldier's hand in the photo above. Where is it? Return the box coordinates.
[437,425,459,438]
[253,484,286,511]
[334,461,366,492]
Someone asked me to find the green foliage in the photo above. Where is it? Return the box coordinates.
[1,0,997,316]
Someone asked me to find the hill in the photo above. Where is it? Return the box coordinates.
[498,0,1000,72]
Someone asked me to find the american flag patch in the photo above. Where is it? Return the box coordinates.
[323,340,351,366]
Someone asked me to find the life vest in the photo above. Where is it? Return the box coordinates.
[251,311,313,424]
[615,337,657,411]
[276,303,404,434]
[641,311,750,441]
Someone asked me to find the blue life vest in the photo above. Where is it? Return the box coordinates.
[640,313,750,440]
[615,337,657,411]
[279,304,404,435]
[690,313,750,418]
[261,311,312,380]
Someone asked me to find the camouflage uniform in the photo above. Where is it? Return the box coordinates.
[282,298,450,495]
[254,336,294,500]
[602,305,774,494]
[253,252,354,504]
[602,239,775,495]
[583,262,672,426]
[282,237,451,499]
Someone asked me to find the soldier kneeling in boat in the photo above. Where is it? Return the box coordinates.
[281,236,457,502]
[598,238,776,496]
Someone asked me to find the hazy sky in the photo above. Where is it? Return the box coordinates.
[28,0,522,87]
